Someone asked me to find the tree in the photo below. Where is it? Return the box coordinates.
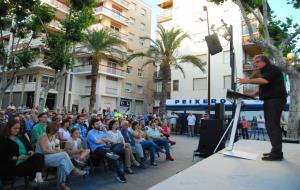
[83,29,125,113]
[127,25,206,113]
[211,0,300,138]
[39,0,96,112]
[0,0,53,108]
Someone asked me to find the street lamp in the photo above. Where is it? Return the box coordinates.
[217,20,236,117]
[203,6,211,116]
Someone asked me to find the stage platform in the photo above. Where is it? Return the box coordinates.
[148,140,300,190]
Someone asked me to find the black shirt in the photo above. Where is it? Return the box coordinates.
[259,63,287,100]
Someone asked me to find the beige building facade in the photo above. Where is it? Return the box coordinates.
[0,0,155,113]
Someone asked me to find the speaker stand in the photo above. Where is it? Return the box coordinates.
[214,99,258,160]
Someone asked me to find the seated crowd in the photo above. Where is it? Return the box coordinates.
[0,108,176,190]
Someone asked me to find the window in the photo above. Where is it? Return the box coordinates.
[128,32,134,41]
[193,78,207,90]
[110,24,120,32]
[139,23,145,31]
[129,17,135,24]
[138,68,143,77]
[141,8,146,16]
[129,2,136,10]
[125,83,132,93]
[16,76,23,84]
[173,80,179,91]
[41,76,55,88]
[223,51,230,64]
[137,85,143,94]
[224,75,231,89]
[127,66,133,73]
[28,75,36,83]
[139,38,145,46]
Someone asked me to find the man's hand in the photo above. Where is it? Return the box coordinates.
[237,78,250,84]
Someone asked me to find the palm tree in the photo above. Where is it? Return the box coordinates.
[84,29,125,113]
[127,25,206,113]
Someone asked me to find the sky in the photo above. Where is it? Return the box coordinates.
[145,0,300,48]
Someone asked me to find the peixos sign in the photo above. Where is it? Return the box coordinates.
[166,99,229,106]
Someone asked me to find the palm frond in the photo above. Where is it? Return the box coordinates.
[141,59,156,69]
[127,52,148,63]
[174,63,186,78]
[178,55,206,72]
[140,36,159,47]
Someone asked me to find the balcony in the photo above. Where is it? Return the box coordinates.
[1,29,11,38]
[153,91,163,98]
[72,64,126,78]
[157,8,172,23]
[88,24,128,42]
[95,6,129,26]
[47,20,63,31]
[153,71,162,81]
[41,0,69,14]
[111,0,129,9]
[242,33,261,57]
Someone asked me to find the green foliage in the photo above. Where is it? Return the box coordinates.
[288,0,300,8]
[84,29,125,58]
[127,25,205,77]
[70,0,96,11]
[8,48,37,69]
[258,11,299,55]
[44,33,74,71]
[64,6,95,42]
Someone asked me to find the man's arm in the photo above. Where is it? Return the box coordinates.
[237,77,269,85]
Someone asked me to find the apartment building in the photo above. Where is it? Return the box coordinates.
[1,0,155,113]
[156,0,261,110]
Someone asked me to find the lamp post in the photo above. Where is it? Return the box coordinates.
[203,6,211,115]
[217,20,236,117]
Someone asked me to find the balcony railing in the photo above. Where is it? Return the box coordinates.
[100,65,126,77]
[72,64,126,78]
[42,0,69,13]
[157,8,172,23]
[111,0,129,9]
[95,6,129,25]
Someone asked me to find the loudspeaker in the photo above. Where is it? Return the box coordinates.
[215,103,225,120]
[196,119,224,157]
[205,33,223,55]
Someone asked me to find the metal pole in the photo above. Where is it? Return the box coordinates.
[204,6,211,115]
[229,25,236,118]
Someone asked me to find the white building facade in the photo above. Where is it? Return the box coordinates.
[157,0,245,103]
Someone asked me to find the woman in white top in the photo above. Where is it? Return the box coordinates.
[36,123,86,190]
[108,120,140,174]
[58,120,71,142]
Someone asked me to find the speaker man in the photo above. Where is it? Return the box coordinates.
[238,55,287,161]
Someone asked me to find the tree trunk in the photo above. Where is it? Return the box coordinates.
[56,66,67,112]
[159,64,171,114]
[287,74,300,139]
[89,56,100,114]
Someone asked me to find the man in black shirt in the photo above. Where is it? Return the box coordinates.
[238,55,287,161]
